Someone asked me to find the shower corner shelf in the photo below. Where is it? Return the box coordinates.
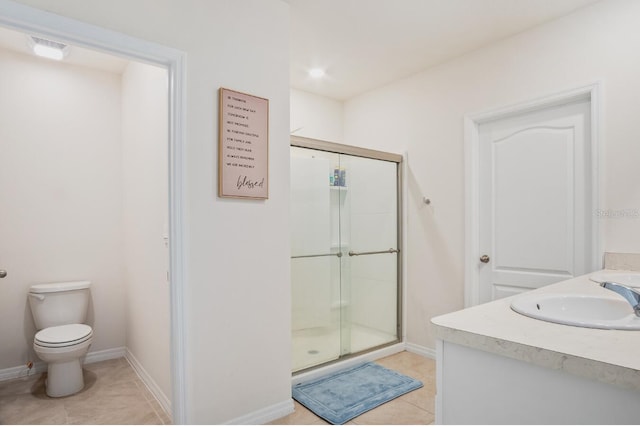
[330,186,348,191]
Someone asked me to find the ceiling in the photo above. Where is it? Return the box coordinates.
[0,1,600,98]
[288,0,600,100]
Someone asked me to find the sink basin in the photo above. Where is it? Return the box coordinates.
[510,293,640,330]
[589,272,640,288]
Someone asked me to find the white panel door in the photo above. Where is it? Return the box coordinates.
[478,100,592,303]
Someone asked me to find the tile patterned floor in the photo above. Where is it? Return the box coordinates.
[0,351,433,425]
[0,358,171,425]
[271,351,436,425]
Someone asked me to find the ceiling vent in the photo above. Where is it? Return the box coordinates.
[29,36,69,61]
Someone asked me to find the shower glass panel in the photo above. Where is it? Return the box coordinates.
[343,154,398,355]
[290,147,343,370]
[290,140,401,373]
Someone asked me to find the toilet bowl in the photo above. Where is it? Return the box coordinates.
[28,281,93,397]
[33,324,93,397]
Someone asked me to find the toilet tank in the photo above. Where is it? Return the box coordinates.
[28,281,91,330]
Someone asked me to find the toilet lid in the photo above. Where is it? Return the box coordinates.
[35,324,93,348]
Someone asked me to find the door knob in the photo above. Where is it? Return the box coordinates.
[0,270,6,278]
[479,255,490,264]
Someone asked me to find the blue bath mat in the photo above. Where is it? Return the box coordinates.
[292,362,423,424]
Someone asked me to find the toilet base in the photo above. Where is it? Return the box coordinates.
[45,359,84,397]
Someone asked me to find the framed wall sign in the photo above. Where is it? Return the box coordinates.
[218,87,269,199]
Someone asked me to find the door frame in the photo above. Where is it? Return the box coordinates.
[464,83,601,307]
[0,1,188,423]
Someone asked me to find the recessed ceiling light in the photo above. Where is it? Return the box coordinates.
[29,36,68,61]
[308,68,326,79]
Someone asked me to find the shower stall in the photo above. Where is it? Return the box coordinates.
[290,136,402,373]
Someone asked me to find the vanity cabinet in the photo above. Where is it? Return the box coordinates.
[435,340,640,424]
[432,271,640,425]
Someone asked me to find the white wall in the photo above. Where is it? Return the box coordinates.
[11,0,292,423]
[291,88,344,142]
[0,48,126,367]
[343,0,640,350]
[121,62,171,406]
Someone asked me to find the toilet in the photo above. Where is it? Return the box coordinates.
[28,281,94,397]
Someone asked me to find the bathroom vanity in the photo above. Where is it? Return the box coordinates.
[432,270,640,424]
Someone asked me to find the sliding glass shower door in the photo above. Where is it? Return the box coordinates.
[290,147,344,370]
[290,139,401,373]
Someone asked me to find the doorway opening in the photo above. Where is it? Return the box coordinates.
[0,2,186,423]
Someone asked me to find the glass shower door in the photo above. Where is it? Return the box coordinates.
[290,142,401,373]
[340,155,399,355]
[290,147,343,371]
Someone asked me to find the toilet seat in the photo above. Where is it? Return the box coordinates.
[34,324,93,348]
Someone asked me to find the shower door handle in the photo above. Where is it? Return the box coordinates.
[0,269,6,278]
[348,248,399,257]
[291,252,343,259]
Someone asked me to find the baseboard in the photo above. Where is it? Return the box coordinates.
[85,346,127,364]
[0,360,46,382]
[405,342,436,359]
[125,349,172,420]
[0,346,127,383]
[223,398,295,425]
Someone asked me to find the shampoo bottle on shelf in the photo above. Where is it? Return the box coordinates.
[339,168,346,187]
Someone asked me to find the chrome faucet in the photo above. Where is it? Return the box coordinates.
[600,282,640,316]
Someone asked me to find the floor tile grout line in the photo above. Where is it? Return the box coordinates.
[366,399,434,420]
[396,393,437,416]
[145,396,167,425]
[131,377,170,423]
[400,397,436,416]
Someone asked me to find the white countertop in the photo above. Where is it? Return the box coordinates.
[431,270,640,391]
